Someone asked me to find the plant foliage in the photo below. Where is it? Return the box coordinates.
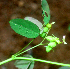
[58,66,70,69]
[0,0,69,68]
[24,17,43,34]
[9,18,40,38]
[41,0,50,25]
[14,54,34,69]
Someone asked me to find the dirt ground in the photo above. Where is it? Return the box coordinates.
[0,0,70,69]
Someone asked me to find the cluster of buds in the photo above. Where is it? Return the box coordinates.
[40,23,53,38]
[45,35,67,53]
[40,22,67,53]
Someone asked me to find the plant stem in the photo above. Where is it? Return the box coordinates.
[0,37,46,65]
[0,58,13,65]
[0,56,70,67]
[14,57,70,67]
[15,36,46,57]
[14,39,34,57]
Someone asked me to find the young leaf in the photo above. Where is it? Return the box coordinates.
[45,46,53,53]
[41,0,50,25]
[46,36,55,42]
[48,42,57,47]
[9,18,40,38]
[14,54,34,69]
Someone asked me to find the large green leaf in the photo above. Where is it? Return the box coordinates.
[41,0,50,25]
[14,54,34,69]
[24,16,43,34]
[24,16,43,31]
[9,18,40,38]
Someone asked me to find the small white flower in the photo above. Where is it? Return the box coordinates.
[63,35,67,44]
[51,22,55,24]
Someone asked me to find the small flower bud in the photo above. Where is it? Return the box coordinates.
[46,36,55,42]
[46,46,52,53]
[53,37,61,44]
[40,32,46,38]
[48,42,57,47]
[43,27,48,32]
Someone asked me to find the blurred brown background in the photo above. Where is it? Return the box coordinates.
[0,0,70,69]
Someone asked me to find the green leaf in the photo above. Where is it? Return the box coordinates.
[41,0,50,25]
[41,0,50,15]
[24,16,43,34]
[44,42,57,53]
[9,18,40,38]
[58,66,70,69]
[24,17,43,30]
[14,54,34,69]
[46,36,55,42]
[68,24,70,31]
[45,46,53,53]
[48,42,57,47]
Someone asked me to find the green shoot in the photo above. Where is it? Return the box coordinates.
[0,0,69,69]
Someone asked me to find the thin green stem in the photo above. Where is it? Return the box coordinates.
[15,44,41,57]
[15,37,46,57]
[14,57,70,67]
[0,58,13,65]
[0,37,45,66]
[14,39,34,57]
